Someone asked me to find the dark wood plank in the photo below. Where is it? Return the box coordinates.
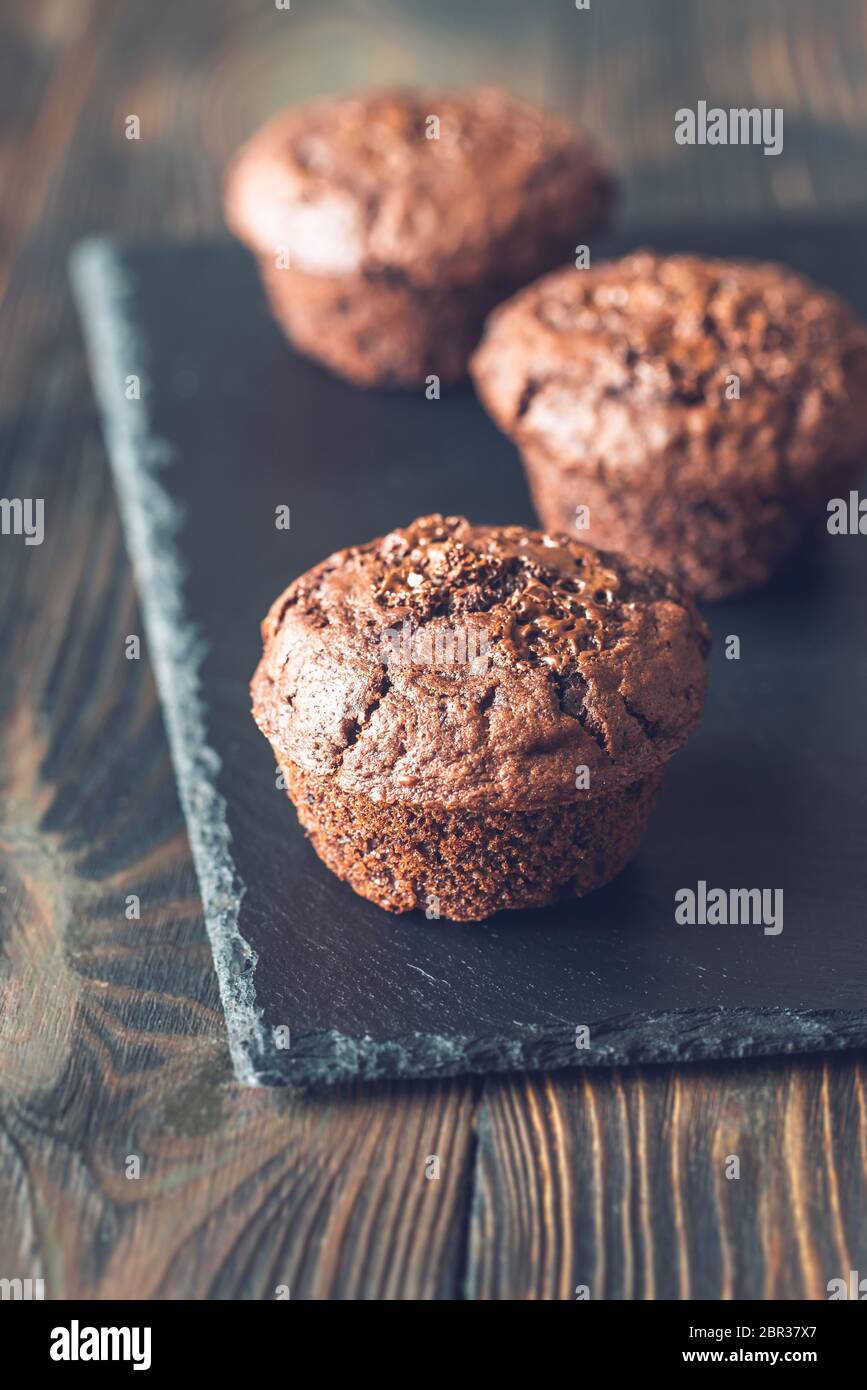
[0,324,479,1301]
[2,0,867,1299]
[0,0,479,1302]
[466,0,867,1301]
[468,1058,867,1299]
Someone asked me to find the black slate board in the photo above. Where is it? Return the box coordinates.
[70,219,867,1088]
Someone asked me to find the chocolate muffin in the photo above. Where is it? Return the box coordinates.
[224,88,612,388]
[251,515,709,922]
[471,251,867,599]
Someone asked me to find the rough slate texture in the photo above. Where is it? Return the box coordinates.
[71,219,867,1088]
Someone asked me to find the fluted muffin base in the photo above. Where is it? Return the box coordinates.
[283,760,666,922]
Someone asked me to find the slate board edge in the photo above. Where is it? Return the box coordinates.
[69,237,266,1088]
[259,1009,867,1088]
[69,235,867,1091]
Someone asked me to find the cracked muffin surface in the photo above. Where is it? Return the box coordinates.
[471,251,867,598]
[472,250,867,483]
[225,87,611,287]
[251,514,709,813]
[223,87,613,387]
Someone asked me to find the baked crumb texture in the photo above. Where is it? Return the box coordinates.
[471,251,867,599]
[252,515,709,920]
[225,88,613,388]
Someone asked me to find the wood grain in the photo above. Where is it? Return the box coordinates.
[2,0,867,1299]
[467,1059,867,1299]
[0,349,478,1300]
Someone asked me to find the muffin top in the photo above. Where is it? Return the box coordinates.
[224,87,611,287]
[471,250,867,487]
[251,515,709,811]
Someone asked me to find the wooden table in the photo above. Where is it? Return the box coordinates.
[2,0,866,1300]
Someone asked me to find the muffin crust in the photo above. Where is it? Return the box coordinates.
[252,516,709,919]
[471,251,867,597]
[225,88,613,387]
